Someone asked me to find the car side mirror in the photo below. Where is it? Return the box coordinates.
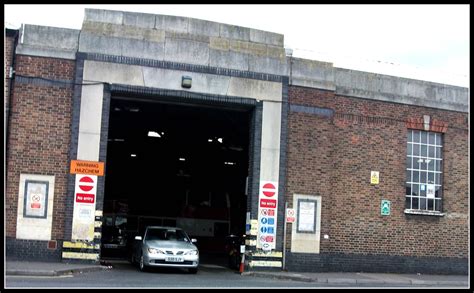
[135,236,142,241]
[191,238,197,243]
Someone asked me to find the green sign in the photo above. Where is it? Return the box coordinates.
[381,200,391,216]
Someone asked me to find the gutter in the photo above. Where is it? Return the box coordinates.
[5,27,20,192]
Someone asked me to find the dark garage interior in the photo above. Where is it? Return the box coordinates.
[100,96,251,266]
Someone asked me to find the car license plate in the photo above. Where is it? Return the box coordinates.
[165,256,184,262]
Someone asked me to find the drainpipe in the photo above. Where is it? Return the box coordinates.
[285,48,293,85]
[5,27,19,194]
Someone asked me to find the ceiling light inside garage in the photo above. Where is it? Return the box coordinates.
[148,131,161,138]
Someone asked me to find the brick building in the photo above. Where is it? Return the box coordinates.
[4,9,469,274]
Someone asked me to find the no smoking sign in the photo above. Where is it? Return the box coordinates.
[286,208,296,223]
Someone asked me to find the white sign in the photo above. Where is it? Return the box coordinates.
[72,174,98,241]
[24,180,48,218]
[257,181,278,250]
[427,184,435,199]
[298,200,316,232]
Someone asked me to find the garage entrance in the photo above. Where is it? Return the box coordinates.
[100,94,252,268]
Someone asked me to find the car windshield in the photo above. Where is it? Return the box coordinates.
[145,228,189,242]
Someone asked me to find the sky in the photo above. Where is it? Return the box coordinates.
[4,4,470,87]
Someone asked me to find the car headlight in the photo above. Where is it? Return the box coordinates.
[147,248,165,254]
[184,250,198,256]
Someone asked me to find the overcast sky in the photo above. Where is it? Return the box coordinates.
[4,4,469,87]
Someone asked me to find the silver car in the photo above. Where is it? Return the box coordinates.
[132,226,199,273]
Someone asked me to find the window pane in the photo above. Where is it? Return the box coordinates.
[435,199,442,212]
[428,159,435,171]
[412,197,419,209]
[428,146,435,158]
[407,144,412,156]
[420,159,427,171]
[405,183,412,196]
[411,157,417,169]
[408,130,413,142]
[420,197,427,209]
[435,186,442,198]
[427,199,434,210]
[428,172,435,184]
[420,131,428,144]
[413,144,420,156]
[435,173,441,185]
[435,147,442,159]
[437,134,443,146]
[413,130,420,143]
[437,159,443,172]
[412,184,419,196]
[421,145,428,157]
[405,196,411,209]
[413,171,419,183]
[428,132,436,145]
[406,156,411,169]
[420,172,427,183]
[406,170,412,182]
[419,184,426,196]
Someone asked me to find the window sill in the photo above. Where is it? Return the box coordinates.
[404,209,444,217]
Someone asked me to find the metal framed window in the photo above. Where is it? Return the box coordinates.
[405,130,443,214]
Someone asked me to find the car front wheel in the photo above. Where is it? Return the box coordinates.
[139,254,147,272]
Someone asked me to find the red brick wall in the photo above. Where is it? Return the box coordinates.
[6,55,75,240]
[287,86,468,258]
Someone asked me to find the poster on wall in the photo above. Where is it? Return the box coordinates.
[297,200,316,233]
[24,180,49,218]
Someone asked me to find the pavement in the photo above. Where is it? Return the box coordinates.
[5,260,469,287]
[242,271,470,287]
[5,260,111,277]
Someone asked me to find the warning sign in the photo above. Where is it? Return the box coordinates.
[70,160,104,176]
[261,183,276,197]
[260,199,277,208]
[78,176,95,192]
[76,193,95,204]
[24,180,48,218]
[286,208,296,223]
[257,181,278,250]
[371,171,380,185]
[72,174,98,241]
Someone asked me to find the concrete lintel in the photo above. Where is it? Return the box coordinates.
[83,60,144,86]
[164,38,210,66]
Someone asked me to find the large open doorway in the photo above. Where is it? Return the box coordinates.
[100,95,251,268]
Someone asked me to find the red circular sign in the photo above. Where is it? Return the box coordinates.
[79,176,94,192]
[262,183,276,197]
